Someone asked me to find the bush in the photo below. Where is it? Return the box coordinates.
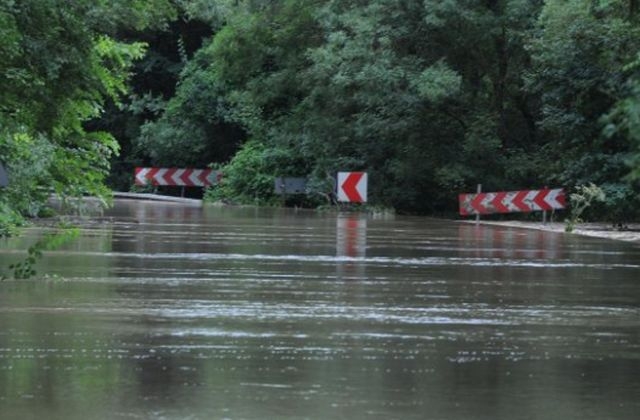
[565,183,606,232]
[205,141,278,205]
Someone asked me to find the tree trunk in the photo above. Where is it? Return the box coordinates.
[493,25,509,147]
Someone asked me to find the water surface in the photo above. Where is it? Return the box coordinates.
[1,200,639,419]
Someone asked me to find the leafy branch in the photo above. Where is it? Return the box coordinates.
[565,183,607,233]
[2,226,79,280]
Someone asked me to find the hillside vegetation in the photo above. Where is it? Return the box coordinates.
[2,1,640,234]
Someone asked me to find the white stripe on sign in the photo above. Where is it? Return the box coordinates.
[172,169,185,185]
[189,170,201,186]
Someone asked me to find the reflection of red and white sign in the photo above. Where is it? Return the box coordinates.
[135,167,222,187]
[459,188,565,216]
[337,172,368,203]
[457,224,561,260]
[337,216,367,258]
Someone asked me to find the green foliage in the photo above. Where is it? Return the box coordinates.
[0,130,54,220]
[0,201,23,238]
[95,0,640,220]
[413,61,462,103]
[134,50,241,167]
[1,0,171,237]
[597,181,640,222]
[205,140,313,206]
[565,183,607,232]
[2,226,80,280]
[89,0,178,32]
[604,51,640,180]
[135,0,320,170]
[0,0,179,284]
[527,0,640,190]
[205,141,269,204]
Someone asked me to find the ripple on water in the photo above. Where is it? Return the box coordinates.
[43,250,640,269]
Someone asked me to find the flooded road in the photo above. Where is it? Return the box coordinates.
[1,200,639,419]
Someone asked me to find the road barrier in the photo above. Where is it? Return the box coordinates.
[459,187,566,216]
[135,167,222,187]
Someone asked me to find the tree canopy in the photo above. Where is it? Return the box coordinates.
[0,0,174,235]
[2,0,640,227]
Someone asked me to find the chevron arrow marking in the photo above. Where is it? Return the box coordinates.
[146,168,160,185]
[342,172,364,202]
[197,170,211,186]
[458,188,566,216]
[533,188,549,210]
[470,193,485,214]
[134,168,222,187]
[198,170,208,186]
[162,168,176,185]
[512,190,530,212]
[544,188,566,209]
[458,194,474,216]
[179,169,191,185]
[480,193,496,212]
[171,169,185,185]
[491,192,509,213]
[154,168,169,185]
[338,172,367,203]
[135,167,151,185]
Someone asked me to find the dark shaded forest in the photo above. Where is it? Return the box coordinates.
[3,0,640,234]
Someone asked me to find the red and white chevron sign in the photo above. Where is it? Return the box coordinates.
[337,172,368,203]
[135,167,222,187]
[459,188,566,216]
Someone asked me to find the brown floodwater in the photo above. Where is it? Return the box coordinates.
[1,199,639,419]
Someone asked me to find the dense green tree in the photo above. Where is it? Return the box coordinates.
[119,0,640,218]
[421,0,545,189]
[608,53,640,179]
[288,0,453,210]
[210,0,544,211]
[526,0,640,220]
[97,7,214,189]
[136,0,321,196]
[0,0,174,235]
[6,0,639,221]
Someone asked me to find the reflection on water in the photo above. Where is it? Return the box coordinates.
[457,224,563,260]
[337,215,367,258]
[1,199,639,419]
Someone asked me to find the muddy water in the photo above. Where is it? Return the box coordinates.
[1,200,639,419]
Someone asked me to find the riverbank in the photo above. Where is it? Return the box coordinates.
[461,220,640,243]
